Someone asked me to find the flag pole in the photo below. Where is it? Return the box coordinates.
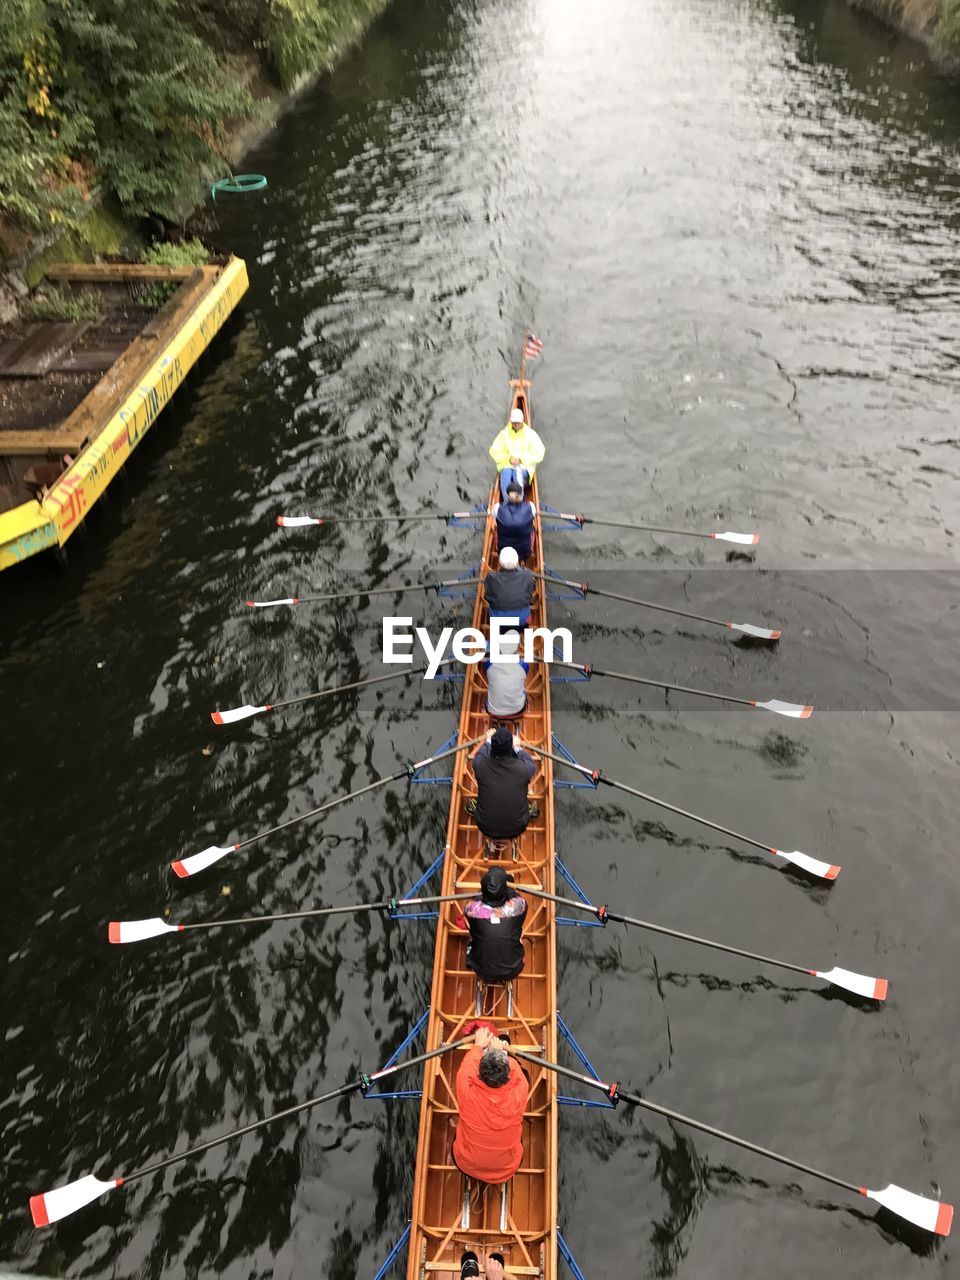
[519,330,528,388]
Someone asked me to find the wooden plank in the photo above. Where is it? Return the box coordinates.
[55,343,129,375]
[0,323,89,378]
[0,431,84,457]
[45,263,200,282]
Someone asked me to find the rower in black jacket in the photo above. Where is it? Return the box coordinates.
[466,726,540,841]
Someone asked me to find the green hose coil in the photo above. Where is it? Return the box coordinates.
[209,174,268,201]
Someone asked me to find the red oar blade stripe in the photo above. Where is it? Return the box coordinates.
[30,1175,121,1227]
[810,966,888,1000]
[771,848,841,881]
[863,1184,953,1235]
[712,531,760,545]
[753,699,814,719]
[728,622,782,641]
[171,845,239,878]
[211,705,270,725]
[109,918,184,945]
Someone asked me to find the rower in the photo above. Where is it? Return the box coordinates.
[484,545,535,627]
[489,407,545,501]
[465,726,540,846]
[492,481,536,562]
[463,867,527,986]
[452,1023,528,1185]
[482,629,529,721]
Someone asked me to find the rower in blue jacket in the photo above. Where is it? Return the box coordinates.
[493,482,536,562]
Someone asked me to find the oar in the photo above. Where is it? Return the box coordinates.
[170,736,484,878]
[512,1051,952,1236]
[246,577,482,609]
[526,744,840,881]
[277,512,478,527]
[533,573,781,640]
[558,512,759,546]
[109,893,478,944]
[520,888,884,999]
[211,661,457,725]
[30,1036,471,1227]
[553,661,812,719]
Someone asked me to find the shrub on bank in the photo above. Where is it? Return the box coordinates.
[140,238,210,307]
[0,0,386,256]
[936,0,960,56]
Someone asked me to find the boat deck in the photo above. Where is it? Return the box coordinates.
[407,384,557,1279]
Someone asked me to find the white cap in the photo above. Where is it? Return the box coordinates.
[498,546,519,569]
[500,630,521,653]
[509,408,524,424]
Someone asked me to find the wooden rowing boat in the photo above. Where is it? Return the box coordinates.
[407,375,558,1277]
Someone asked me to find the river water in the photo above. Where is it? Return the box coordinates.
[3,0,960,1275]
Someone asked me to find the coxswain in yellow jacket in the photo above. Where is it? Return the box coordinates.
[489,408,546,500]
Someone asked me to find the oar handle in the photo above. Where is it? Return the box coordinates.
[272,666,428,711]
[298,581,435,605]
[512,1051,860,1196]
[567,663,754,709]
[237,771,404,850]
[125,1036,473,1185]
[311,514,456,524]
[124,1080,362,1184]
[563,515,717,541]
[524,744,772,858]
[182,891,479,932]
[229,737,482,855]
[183,901,391,930]
[534,572,732,629]
[517,887,813,979]
[363,1035,472,1087]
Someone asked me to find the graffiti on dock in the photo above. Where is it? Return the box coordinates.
[1,521,58,564]
[30,261,248,563]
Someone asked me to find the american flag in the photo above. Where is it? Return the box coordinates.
[523,334,544,360]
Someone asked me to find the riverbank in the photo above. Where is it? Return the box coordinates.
[0,0,392,281]
[847,0,960,63]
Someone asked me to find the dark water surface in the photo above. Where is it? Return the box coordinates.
[3,0,960,1275]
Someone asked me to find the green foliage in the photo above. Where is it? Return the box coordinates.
[261,0,385,88]
[25,284,102,321]
[0,0,386,248]
[55,0,254,218]
[140,237,209,306]
[936,0,960,56]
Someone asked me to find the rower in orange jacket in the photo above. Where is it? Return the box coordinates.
[453,1023,528,1183]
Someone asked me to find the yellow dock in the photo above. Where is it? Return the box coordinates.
[0,257,248,573]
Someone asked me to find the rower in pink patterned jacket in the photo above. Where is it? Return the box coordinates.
[462,867,527,984]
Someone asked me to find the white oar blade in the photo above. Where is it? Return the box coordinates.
[729,622,782,640]
[772,848,841,881]
[713,531,760,546]
[31,1174,120,1227]
[864,1184,953,1235]
[812,967,888,1000]
[277,516,322,527]
[753,699,814,719]
[108,918,183,945]
[246,597,298,608]
[171,844,237,878]
[211,704,269,725]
